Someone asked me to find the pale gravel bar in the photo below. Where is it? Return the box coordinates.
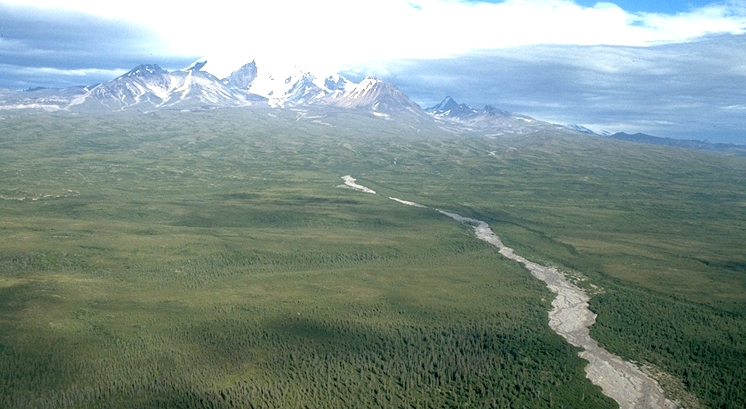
[340,175,376,194]
[438,210,678,409]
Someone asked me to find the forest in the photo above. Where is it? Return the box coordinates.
[1,108,744,408]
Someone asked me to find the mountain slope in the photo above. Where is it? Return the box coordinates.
[69,64,173,110]
[426,96,477,118]
[239,64,354,108]
[223,61,258,90]
[68,63,265,111]
[0,85,87,111]
[329,78,426,118]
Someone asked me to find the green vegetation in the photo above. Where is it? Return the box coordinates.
[0,108,744,407]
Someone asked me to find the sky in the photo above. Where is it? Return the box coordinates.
[1,0,746,143]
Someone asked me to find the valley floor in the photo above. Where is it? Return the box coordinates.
[1,109,744,408]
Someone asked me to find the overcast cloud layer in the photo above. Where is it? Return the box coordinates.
[362,34,746,143]
[1,0,745,143]
[0,3,196,89]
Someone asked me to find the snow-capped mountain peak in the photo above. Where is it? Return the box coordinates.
[241,64,355,107]
[426,96,476,117]
[1,60,562,134]
[118,64,168,79]
[323,74,349,92]
[481,105,511,116]
[429,96,459,112]
[344,77,383,99]
[7,60,450,120]
[566,124,598,135]
[328,77,425,118]
[424,95,558,134]
[223,61,258,90]
[184,58,208,72]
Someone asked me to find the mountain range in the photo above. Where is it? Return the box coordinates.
[602,132,746,153]
[2,60,745,152]
[425,96,559,134]
[0,60,567,134]
[0,61,410,114]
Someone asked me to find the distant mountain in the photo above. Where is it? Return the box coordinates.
[469,105,537,128]
[329,78,426,118]
[605,132,746,153]
[0,85,88,111]
[565,124,598,135]
[426,96,567,134]
[426,96,477,118]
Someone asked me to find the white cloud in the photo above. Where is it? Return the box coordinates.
[17,66,126,78]
[2,0,746,77]
[375,33,746,143]
[723,104,746,110]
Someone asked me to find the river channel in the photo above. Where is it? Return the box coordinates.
[346,176,678,408]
